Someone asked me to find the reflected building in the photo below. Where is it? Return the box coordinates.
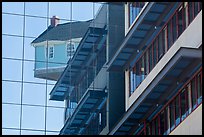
[32,2,202,135]
[31,16,92,80]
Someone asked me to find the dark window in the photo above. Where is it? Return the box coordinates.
[188,2,194,24]
[151,120,155,135]
[149,47,153,71]
[183,3,187,30]
[145,51,149,75]
[191,78,197,109]
[160,111,165,135]
[197,73,202,104]
[170,101,175,131]
[155,117,159,135]
[153,41,157,67]
[164,107,169,135]
[175,95,180,126]
[178,5,184,37]
[180,88,188,121]
[194,2,199,17]
[141,56,145,80]
[146,123,151,135]
[172,14,177,43]
[167,20,173,49]
[200,2,202,11]
[136,61,141,87]
[158,32,164,61]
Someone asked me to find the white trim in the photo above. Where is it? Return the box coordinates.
[31,37,82,47]
[32,40,66,47]
[44,44,54,59]
[34,65,67,71]
[49,45,54,59]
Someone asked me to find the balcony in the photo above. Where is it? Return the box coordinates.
[109,47,202,135]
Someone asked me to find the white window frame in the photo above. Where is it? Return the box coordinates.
[49,45,54,59]
[45,45,54,59]
[67,42,75,58]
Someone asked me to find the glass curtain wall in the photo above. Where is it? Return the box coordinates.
[2,2,102,135]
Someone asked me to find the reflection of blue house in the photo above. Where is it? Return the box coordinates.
[31,16,92,80]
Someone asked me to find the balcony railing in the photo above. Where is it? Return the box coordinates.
[129,2,202,95]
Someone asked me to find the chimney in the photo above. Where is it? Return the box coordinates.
[51,15,60,27]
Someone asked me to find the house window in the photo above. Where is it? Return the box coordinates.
[45,45,54,59]
[67,43,75,58]
[49,46,54,59]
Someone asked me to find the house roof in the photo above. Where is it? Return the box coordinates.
[31,19,93,44]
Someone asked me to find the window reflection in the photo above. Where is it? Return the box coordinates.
[22,105,45,130]
[2,81,21,104]
[2,104,21,128]
[2,58,22,81]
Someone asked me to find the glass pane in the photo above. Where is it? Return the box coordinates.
[2,129,20,135]
[2,14,24,36]
[2,58,22,81]
[155,118,159,135]
[21,130,45,135]
[22,105,45,130]
[2,81,21,104]
[72,2,93,21]
[25,2,48,18]
[149,47,153,71]
[24,38,36,61]
[153,41,157,67]
[178,5,183,37]
[49,2,71,21]
[151,120,155,135]
[23,60,46,84]
[158,33,164,60]
[46,107,64,131]
[22,83,46,106]
[191,78,197,109]
[2,2,24,15]
[170,101,175,130]
[25,16,47,38]
[160,111,165,135]
[197,73,202,104]
[2,104,21,128]
[2,35,23,59]
[172,14,177,43]
[167,21,172,49]
[46,131,59,135]
[175,95,180,125]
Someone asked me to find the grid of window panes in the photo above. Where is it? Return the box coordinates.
[2,2,103,135]
[129,2,202,95]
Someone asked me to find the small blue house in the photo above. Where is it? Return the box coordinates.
[31,16,92,80]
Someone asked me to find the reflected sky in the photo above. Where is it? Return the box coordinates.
[2,2,101,135]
